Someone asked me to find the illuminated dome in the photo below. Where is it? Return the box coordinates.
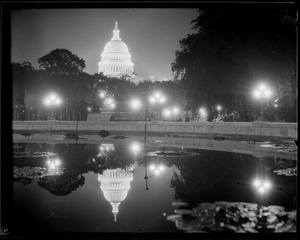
[98,21,134,78]
[98,168,134,222]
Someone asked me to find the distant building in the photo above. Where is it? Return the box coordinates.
[98,21,134,78]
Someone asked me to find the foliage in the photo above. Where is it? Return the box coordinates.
[38,48,86,75]
[172,3,297,121]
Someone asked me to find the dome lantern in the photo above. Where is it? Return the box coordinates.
[112,21,121,41]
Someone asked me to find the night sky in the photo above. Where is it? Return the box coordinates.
[11,8,198,81]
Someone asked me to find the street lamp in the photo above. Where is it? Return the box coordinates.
[216,105,222,121]
[162,106,180,121]
[199,107,207,121]
[129,92,166,190]
[104,97,116,110]
[99,90,106,99]
[44,93,62,120]
[252,83,273,120]
[149,91,166,120]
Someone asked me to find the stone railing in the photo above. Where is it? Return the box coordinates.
[12,120,297,140]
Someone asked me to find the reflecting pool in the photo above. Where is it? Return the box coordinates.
[11,134,297,233]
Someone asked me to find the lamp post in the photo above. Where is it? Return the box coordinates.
[149,91,166,120]
[216,105,222,122]
[130,92,166,190]
[199,107,207,121]
[252,83,272,120]
[44,93,62,120]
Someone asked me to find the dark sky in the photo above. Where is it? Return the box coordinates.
[11,8,198,81]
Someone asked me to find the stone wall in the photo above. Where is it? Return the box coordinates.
[12,121,297,139]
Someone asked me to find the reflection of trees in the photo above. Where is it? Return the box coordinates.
[38,170,85,196]
[170,151,236,206]
[13,143,136,196]
[90,146,136,175]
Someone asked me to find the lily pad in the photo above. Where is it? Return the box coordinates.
[167,201,296,233]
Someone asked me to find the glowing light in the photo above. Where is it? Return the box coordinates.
[87,107,92,112]
[106,98,113,104]
[199,108,205,113]
[274,104,278,108]
[130,142,140,153]
[258,186,265,193]
[49,93,57,101]
[253,90,261,99]
[264,89,272,98]
[159,165,165,171]
[99,91,106,98]
[154,91,161,98]
[50,163,56,169]
[54,159,61,166]
[55,98,61,106]
[46,160,50,165]
[154,169,160,175]
[173,107,179,114]
[258,83,266,91]
[253,83,272,100]
[159,96,166,104]
[253,179,261,187]
[163,109,171,117]
[110,103,116,109]
[149,165,155,171]
[216,105,222,111]
[263,181,271,189]
[44,98,51,106]
[100,146,105,151]
[44,93,62,107]
[149,96,156,104]
[131,98,141,110]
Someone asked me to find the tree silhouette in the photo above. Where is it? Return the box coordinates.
[172,3,296,121]
[38,48,86,75]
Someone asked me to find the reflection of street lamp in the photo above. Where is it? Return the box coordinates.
[130,142,141,155]
[252,83,272,120]
[252,178,272,194]
[44,93,62,120]
[46,157,61,172]
[149,163,165,175]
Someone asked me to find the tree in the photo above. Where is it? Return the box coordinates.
[12,61,35,120]
[38,48,86,75]
[172,3,297,122]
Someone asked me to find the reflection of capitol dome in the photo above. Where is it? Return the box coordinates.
[98,168,134,222]
[98,21,134,78]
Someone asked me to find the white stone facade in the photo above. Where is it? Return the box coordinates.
[98,21,134,78]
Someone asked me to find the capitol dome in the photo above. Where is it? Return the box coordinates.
[98,168,134,222]
[98,21,134,78]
